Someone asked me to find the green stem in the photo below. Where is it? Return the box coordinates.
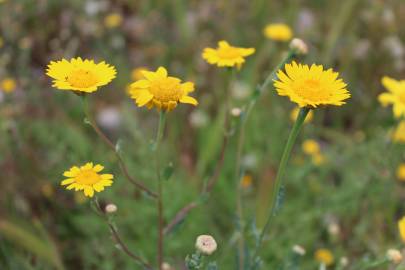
[81,96,158,198]
[154,110,166,270]
[251,107,310,263]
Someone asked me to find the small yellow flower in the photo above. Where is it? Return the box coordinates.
[315,248,334,266]
[104,13,123,28]
[393,121,405,143]
[131,67,148,81]
[312,153,325,166]
[378,76,405,118]
[290,107,313,123]
[302,139,321,155]
[264,23,293,41]
[202,40,255,68]
[398,216,405,242]
[274,61,350,108]
[0,78,17,93]
[128,66,197,111]
[397,164,405,181]
[241,174,253,189]
[46,57,116,93]
[61,162,114,198]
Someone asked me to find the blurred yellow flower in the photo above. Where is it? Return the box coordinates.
[315,248,334,266]
[393,121,405,143]
[312,153,325,166]
[46,57,116,93]
[398,216,405,242]
[378,76,405,118]
[274,61,350,108]
[128,66,197,111]
[290,107,313,123]
[0,78,17,93]
[241,174,253,189]
[397,164,405,181]
[61,162,114,198]
[131,67,148,81]
[202,40,255,69]
[302,139,321,155]
[264,23,293,41]
[104,13,123,28]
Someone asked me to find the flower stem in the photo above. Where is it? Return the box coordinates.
[251,107,310,263]
[154,110,166,270]
[81,96,157,198]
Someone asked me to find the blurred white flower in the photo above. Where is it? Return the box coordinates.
[383,36,404,59]
[232,81,250,100]
[290,38,308,55]
[353,39,371,60]
[161,262,173,270]
[85,0,108,16]
[189,110,209,128]
[328,222,340,236]
[242,154,258,170]
[195,235,217,255]
[97,106,121,130]
[231,107,242,117]
[339,256,349,267]
[296,9,315,34]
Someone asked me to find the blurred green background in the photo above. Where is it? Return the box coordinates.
[0,0,404,269]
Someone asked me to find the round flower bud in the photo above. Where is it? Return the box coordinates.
[195,235,217,255]
[231,107,242,117]
[386,249,403,264]
[290,38,308,55]
[105,203,117,214]
[292,245,306,256]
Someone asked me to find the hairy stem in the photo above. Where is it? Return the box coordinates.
[81,96,157,198]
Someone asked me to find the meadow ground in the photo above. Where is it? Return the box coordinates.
[0,0,405,269]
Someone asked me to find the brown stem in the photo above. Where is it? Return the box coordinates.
[108,223,154,270]
[82,96,157,198]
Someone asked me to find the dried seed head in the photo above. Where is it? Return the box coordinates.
[386,249,403,264]
[290,38,308,55]
[195,235,217,255]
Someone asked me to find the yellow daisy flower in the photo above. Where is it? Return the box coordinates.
[393,121,405,143]
[202,40,255,68]
[398,216,405,243]
[378,76,405,118]
[128,66,198,111]
[131,67,148,81]
[264,23,293,41]
[241,174,253,189]
[397,164,405,181]
[61,162,114,198]
[46,57,116,93]
[315,248,334,266]
[0,78,17,93]
[273,61,350,108]
[290,107,313,123]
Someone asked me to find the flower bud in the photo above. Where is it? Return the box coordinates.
[105,203,117,213]
[292,245,306,256]
[195,235,217,255]
[290,38,308,55]
[386,249,403,264]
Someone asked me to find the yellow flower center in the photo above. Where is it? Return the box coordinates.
[217,47,241,59]
[294,79,331,102]
[67,69,98,88]
[149,77,183,102]
[75,170,101,185]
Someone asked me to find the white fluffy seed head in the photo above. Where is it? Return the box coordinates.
[290,38,308,55]
[195,235,217,255]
